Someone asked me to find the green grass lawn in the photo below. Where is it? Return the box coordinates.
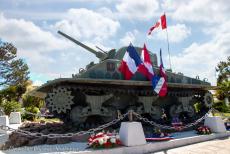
[213,112,230,117]
[33,117,61,123]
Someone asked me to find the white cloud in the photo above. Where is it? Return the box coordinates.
[161,0,185,11]
[54,8,120,43]
[0,14,70,53]
[116,0,159,20]
[0,13,72,71]
[154,24,191,43]
[170,22,230,85]
[163,0,230,24]
[120,30,139,45]
[0,13,96,81]
[33,80,43,86]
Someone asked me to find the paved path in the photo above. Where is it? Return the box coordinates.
[154,137,230,154]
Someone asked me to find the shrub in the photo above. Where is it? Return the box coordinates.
[22,95,44,109]
[213,100,229,113]
[1,100,22,115]
[21,106,40,121]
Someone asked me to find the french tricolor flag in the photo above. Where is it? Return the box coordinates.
[152,49,167,97]
[140,44,154,80]
[119,44,146,80]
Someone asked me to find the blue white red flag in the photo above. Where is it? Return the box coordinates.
[151,49,167,97]
[140,44,154,80]
[119,44,146,80]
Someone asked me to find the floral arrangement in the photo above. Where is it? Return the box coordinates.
[171,117,184,131]
[145,128,174,141]
[88,131,122,149]
[196,126,211,135]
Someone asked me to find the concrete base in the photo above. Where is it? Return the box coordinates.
[204,116,226,133]
[9,112,21,124]
[79,131,230,154]
[0,116,9,134]
[119,122,146,146]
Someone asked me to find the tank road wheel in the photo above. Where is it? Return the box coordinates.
[203,92,213,108]
[169,105,181,117]
[169,104,195,119]
[149,106,163,120]
[136,105,163,120]
[46,87,74,114]
[102,107,118,123]
[70,106,87,124]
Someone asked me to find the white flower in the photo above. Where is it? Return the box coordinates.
[103,137,108,143]
[110,137,116,143]
[115,134,120,139]
[98,138,104,145]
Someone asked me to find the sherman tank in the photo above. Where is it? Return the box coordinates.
[31,31,216,126]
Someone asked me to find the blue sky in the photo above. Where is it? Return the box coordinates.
[0,0,229,86]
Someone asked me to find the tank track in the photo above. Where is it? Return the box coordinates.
[45,83,213,129]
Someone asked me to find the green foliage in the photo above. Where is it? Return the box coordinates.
[0,42,29,86]
[22,95,44,108]
[215,81,230,100]
[21,95,44,121]
[213,100,230,113]
[1,100,21,115]
[215,56,230,101]
[194,102,202,113]
[0,85,27,102]
[22,106,40,121]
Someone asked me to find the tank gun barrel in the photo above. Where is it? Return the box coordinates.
[58,30,106,60]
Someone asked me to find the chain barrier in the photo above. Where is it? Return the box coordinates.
[0,112,128,139]
[0,108,224,138]
[132,108,214,130]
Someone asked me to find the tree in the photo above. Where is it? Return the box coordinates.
[0,84,26,102]
[0,41,29,86]
[215,56,230,100]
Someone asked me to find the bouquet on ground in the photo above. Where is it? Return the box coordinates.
[88,131,122,149]
[196,126,211,135]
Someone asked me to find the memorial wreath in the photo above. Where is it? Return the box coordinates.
[88,131,122,149]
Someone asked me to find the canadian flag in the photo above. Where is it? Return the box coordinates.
[148,14,167,35]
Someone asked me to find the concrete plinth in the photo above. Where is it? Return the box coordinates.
[0,116,9,134]
[9,112,21,124]
[204,116,226,133]
[119,122,146,146]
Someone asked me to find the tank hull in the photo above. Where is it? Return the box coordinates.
[31,78,216,127]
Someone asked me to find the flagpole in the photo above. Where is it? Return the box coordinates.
[165,20,172,71]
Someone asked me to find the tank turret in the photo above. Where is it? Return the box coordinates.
[58,31,116,61]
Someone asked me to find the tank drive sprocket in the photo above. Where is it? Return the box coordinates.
[45,87,74,114]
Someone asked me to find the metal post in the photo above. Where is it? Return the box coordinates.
[128,110,133,122]
[166,28,172,70]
